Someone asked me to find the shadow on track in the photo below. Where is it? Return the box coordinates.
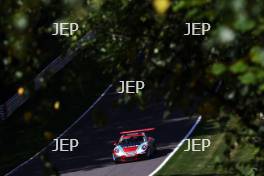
[7,89,198,176]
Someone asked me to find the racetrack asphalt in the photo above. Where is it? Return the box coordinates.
[6,86,200,176]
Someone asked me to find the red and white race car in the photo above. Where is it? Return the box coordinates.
[112,128,157,163]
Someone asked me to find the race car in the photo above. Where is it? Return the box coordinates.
[112,128,157,163]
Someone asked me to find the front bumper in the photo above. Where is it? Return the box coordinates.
[113,153,146,162]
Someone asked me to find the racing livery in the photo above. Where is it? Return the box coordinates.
[112,128,157,163]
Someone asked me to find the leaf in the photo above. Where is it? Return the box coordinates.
[230,60,248,74]
[258,84,264,92]
[153,0,171,15]
[211,63,226,76]
[256,70,264,80]
[234,14,256,32]
[172,1,185,12]
[238,72,256,85]
[172,0,211,12]
[250,46,264,66]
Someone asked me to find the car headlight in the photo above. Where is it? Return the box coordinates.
[114,148,119,153]
[114,147,125,156]
[136,144,148,154]
[142,145,147,151]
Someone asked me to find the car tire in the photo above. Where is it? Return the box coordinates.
[146,148,151,159]
[112,154,118,164]
[153,143,157,153]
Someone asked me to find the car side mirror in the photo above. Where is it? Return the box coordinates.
[112,141,117,146]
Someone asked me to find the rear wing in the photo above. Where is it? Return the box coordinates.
[120,128,155,135]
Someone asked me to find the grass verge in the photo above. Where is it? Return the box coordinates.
[156,119,257,176]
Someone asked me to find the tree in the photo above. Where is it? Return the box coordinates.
[1,0,263,175]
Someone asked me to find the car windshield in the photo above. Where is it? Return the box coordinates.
[119,136,144,147]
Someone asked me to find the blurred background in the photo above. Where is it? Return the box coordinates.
[0,0,264,175]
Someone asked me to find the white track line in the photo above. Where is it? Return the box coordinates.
[148,115,202,176]
[5,84,113,176]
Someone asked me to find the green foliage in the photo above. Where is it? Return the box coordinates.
[211,63,226,76]
[250,46,264,66]
[1,0,264,175]
[230,60,248,74]
[239,72,256,85]
[172,0,211,13]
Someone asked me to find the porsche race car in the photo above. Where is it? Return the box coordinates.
[112,128,157,163]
